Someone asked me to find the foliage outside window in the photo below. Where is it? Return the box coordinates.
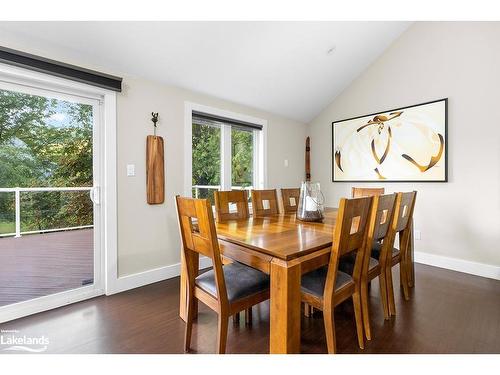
[0,88,93,235]
[191,116,256,205]
[191,122,220,204]
[231,127,253,188]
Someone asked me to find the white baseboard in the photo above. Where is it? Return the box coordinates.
[106,257,212,295]
[414,251,500,281]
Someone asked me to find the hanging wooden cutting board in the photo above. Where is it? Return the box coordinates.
[146,135,165,204]
[305,136,311,181]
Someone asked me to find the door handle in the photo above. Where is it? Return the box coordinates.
[90,187,100,205]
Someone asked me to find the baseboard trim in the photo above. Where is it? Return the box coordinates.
[414,251,500,281]
[107,257,212,295]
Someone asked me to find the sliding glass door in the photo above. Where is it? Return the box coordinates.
[0,79,103,321]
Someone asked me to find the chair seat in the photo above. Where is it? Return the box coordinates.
[195,262,269,302]
[339,253,379,275]
[371,241,400,260]
[301,266,352,298]
[369,257,379,269]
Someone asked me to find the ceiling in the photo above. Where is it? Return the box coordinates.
[0,22,411,123]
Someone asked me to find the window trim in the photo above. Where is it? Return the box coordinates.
[184,102,268,198]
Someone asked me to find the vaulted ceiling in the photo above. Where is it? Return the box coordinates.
[0,22,411,122]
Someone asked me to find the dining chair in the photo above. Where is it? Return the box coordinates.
[214,190,249,222]
[352,187,385,198]
[176,196,270,354]
[340,193,398,341]
[213,190,254,324]
[280,188,301,213]
[251,189,280,216]
[300,196,373,353]
[380,191,417,316]
[351,187,386,258]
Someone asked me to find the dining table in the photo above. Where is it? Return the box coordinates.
[178,207,415,354]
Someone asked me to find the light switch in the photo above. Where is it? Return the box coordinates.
[126,164,135,177]
[284,159,289,167]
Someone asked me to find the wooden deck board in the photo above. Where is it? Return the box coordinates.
[0,229,93,306]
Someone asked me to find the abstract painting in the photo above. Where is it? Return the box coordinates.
[332,99,447,182]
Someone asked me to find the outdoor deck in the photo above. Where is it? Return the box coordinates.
[0,229,93,307]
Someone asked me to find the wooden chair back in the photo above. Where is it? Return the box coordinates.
[363,193,397,273]
[176,196,228,304]
[391,191,417,256]
[370,194,398,242]
[280,188,301,213]
[393,191,417,232]
[352,187,385,198]
[214,190,250,222]
[251,189,279,216]
[324,196,373,299]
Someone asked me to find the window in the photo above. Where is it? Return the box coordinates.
[188,105,266,205]
[191,117,221,203]
[231,126,254,188]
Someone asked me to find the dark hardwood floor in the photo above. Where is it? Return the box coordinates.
[1,263,499,354]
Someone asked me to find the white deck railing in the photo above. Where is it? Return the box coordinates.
[0,187,93,238]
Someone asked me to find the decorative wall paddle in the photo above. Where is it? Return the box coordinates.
[305,136,311,181]
[146,112,165,204]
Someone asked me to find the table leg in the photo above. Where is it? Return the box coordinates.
[270,258,301,354]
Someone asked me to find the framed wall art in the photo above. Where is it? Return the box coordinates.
[332,98,447,182]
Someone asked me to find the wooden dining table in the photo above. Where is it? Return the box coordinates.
[178,207,415,354]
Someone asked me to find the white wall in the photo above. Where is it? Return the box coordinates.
[308,22,500,269]
[117,77,306,277]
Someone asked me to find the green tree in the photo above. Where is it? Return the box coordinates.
[192,123,221,186]
[231,128,253,187]
[191,122,254,205]
[0,88,93,234]
[0,90,49,146]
